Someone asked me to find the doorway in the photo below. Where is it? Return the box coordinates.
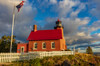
[21,47,24,53]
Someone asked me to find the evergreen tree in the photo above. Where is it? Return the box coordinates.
[0,35,17,52]
[86,46,93,54]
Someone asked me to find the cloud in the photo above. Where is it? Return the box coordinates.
[91,33,100,40]
[70,3,86,18]
[54,0,80,17]
[0,0,37,42]
[61,17,91,44]
[50,0,57,4]
[88,0,100,19]
[1,0,100,48]
[82,20,100,33]
[42,17,90,44]
[34,0,92,44]
[76,32,86,37]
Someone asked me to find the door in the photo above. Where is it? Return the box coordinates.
[21,47,24,53]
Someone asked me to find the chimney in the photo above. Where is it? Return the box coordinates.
[33,25,37,32]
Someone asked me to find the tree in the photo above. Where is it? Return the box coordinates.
[86,46,93,54]
[0,35,17,53]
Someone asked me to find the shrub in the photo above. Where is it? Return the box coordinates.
[41,57,54,66]
[86,46,93,54]
[31,58,41,66]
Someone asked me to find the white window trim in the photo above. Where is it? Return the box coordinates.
[34,42,37,49]
[51,42,55,49]
[42,42,46,49]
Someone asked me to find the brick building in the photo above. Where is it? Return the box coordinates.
[17,19,67,53]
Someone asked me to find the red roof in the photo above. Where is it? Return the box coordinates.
[27,29,62,40]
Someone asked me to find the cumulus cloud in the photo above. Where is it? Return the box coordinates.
[1,0,100,48]
[88,0,100,19]
[70,3,86,18]
[0,0,37,42]
[91,33,100,41]
[41,17,91,44]
[55,0,80,17]
[76,32,86,37]
[39,0,100,45]
[33,0,92,44]
[90,21,100,31]
[50,0,57,4]
[60,17,91,44]
[82,20,100,33]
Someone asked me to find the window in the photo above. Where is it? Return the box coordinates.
[51,42,55,49]
[34,43,37,49]
[42,42,46,49]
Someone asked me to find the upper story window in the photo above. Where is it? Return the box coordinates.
[42,42,46,49]
[34,43,37,49]
[51,42,55,49]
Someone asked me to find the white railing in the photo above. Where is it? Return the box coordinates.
[0,51,74,63]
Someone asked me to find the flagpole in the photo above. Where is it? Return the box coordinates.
[10,5,15,53]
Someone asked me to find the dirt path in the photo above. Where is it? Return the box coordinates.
[0,63,13,66]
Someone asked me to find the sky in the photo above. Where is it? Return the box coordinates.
[0,0,100,53]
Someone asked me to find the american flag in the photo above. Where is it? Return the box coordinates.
[16,1,25,12]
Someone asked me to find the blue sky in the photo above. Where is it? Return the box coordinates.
[0,0,100,52]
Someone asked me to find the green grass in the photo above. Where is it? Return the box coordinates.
[10,53,100,66]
